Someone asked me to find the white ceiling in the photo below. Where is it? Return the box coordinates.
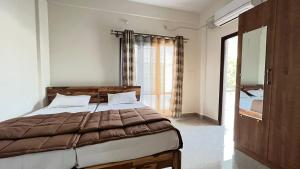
[129,0,218,14]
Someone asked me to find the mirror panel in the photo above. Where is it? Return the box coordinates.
[239,26,267,120]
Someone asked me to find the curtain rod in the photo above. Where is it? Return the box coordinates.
[111,30,189,41]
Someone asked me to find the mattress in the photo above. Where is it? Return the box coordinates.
[75,102,181,168]
[0,104,98,169]
[0,149,75,169]
[25,103,98,116]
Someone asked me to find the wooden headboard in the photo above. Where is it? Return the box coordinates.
[240,84,264,91]
[46,86,141,105]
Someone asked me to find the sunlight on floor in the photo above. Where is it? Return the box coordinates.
[223,91,235,162]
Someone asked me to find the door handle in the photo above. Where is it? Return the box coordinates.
[266,68,271,85]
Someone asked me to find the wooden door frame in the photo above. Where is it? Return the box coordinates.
[218,32,238,125]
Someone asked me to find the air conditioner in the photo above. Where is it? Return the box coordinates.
[214,0,262,27]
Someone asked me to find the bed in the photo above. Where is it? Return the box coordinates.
[239,85,264,120]
[0,86,182,169]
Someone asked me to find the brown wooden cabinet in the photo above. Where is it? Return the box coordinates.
[234,0,300,169]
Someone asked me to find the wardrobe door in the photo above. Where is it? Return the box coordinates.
[234,0,275,163]
[268,0,300,168]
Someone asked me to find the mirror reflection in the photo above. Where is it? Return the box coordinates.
[239,26,267,120]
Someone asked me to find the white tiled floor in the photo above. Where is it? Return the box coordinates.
[171,117,269,169]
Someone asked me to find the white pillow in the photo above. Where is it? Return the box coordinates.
[48,93,91,108]
[108,91,137,105]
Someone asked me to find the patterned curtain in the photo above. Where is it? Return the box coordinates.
[121,30,135,86]
[170,36,184,118]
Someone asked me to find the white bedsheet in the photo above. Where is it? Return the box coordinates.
[25,103,98,116]
[0,104,98,169]
[76,102,180,168]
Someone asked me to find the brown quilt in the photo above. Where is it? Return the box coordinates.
[0,112,89,158]
[0,134,79,158]
[77,107,183,148]
[0,107,182,159]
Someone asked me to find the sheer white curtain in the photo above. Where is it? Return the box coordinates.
[134,36,175,116]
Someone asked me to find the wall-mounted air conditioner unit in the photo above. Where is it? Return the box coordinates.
[214,0,262,27]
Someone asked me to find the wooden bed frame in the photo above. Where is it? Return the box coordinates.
[46,86,181,169]
[239,108,262,121]
[86,150,181,169]
[240,84,264,91]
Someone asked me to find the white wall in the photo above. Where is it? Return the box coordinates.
[48,0,201,114]
[0,0,50,121]
[198,0,238,120]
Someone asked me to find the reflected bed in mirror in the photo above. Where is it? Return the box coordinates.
[240,85,264,120]
[239,26,267,121]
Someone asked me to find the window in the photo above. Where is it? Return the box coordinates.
[134,36,175,115]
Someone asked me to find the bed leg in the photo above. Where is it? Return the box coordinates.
[172,150,181,169]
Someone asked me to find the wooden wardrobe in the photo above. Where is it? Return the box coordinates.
[234,0,300,169]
